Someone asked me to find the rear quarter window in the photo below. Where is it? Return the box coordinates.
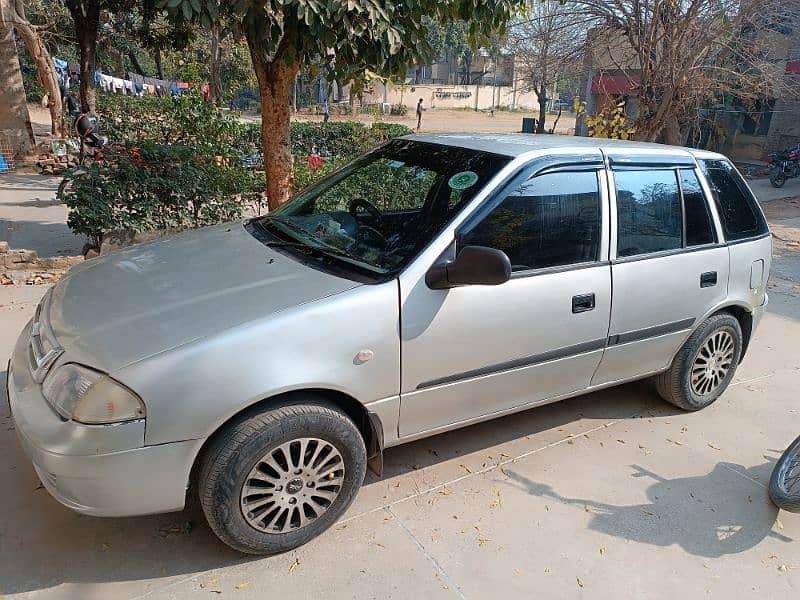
[699,159,768,241]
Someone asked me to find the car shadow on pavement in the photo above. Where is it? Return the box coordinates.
[501,462,792,559]
[0,380,673,595]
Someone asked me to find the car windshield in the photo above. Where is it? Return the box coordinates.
[253,140,511,280]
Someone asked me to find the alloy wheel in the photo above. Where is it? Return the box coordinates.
[240,437,345,534]
[691,330,735,396]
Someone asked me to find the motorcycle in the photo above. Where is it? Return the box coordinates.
[769,435,800,512]
[74,113,110,163]
[767,143,800,188]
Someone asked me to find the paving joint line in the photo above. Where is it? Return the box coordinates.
[340,414,638,525]
[387,506,467,600]
[719,463,767,489]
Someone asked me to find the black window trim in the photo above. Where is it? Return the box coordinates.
[610,164,723,261]
[697,158,769,244]
[455,155,607,277]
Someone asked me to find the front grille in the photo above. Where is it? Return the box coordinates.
[28,291,63,383]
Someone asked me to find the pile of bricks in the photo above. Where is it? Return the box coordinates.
[35,152,80,175]
[0,242,82,286]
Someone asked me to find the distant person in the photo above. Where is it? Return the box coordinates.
[321,100,330,123]
[65,91,80,118]
[416,98,424,130]
[228,98,237,111]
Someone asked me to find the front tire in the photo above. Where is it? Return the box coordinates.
[198,399,367,554]
[769,435,800,513]
[654,313,742,411]
[770,169,787,188]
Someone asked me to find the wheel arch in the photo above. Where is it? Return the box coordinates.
[185,388,385,509]
[703,302,754,361]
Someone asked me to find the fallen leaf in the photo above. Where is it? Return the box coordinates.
[544,567,551,573]
[643,510,655,516]
[100,543,110,551]
[599,546,606,556]
[707,443,721,451]
[577,576,584,588]
[235,583,250,591]
[680,426,688,433]
[666,438,683,446]
[514,568,522,576]
[778,564,788,573]
[412,464,421,470]
[567,439,575,445]
[375,543,385,549]
[336,524,348,530]
[439,485,451,496]
[545,504,550,512]
[478,536,491,546]
[776,518,784,530]
[599,441,604,447]
[289,558,300,574]
[459,464,473,474]
[616,439,626,444]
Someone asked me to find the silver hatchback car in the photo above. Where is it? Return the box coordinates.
[7,134,771,554]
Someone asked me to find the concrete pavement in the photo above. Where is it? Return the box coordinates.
[0,174,84,258]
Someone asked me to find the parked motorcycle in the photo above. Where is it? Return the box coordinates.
[769,435,800,512]
[74,113,110,163]
[767,143,800,188]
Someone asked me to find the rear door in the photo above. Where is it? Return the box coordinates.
[592,155,729,385]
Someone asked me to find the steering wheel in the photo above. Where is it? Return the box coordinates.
[348,198,383,226]
[354,224,389,249]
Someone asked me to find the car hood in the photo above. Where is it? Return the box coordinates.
[47,222,361,372]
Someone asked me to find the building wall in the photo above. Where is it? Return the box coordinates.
[356,81,541,111]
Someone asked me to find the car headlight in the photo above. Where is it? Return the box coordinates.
[42,363,146,424]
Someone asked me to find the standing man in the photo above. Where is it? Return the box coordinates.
[321,99,330,123]
[416,98,424,130]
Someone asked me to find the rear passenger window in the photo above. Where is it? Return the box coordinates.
[614,170,681,257]
[462,171,600,271]
[680,169,716,246]
[699,159,768,241]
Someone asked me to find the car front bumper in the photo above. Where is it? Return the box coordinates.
[6,321,200,518]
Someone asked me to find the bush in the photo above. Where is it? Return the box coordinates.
[60,143,263,246]
[66,93,412,243]
[97,91,252,159]
[390,104,408,116]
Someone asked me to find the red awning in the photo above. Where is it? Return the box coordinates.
[787,61,800,75]
[591,75,640,95]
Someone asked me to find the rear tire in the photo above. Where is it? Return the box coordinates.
[654,313,742,411]
[198,398,367,554]
[769,435,800,513]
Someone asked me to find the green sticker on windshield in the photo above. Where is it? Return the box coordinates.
[448,171,479,190]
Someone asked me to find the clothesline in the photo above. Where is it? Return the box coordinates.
[53,57,191,98]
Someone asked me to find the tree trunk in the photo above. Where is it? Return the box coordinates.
[663,115,682,146]
[536,85,547,133]
[248,39,300,210]
[0,0,35,156]
[8,0,66,136]
[128,50,145,76]
[153,48,164,79]
[209,25,223,105]
[67,1,100,113]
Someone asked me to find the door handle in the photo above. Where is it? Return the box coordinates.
[572,293,595,313]
[700,272,717,288]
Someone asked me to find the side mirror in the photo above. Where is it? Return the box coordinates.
[426,245,512,289]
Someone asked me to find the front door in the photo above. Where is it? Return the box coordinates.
[399,166,612,438]
[592,163,729,385]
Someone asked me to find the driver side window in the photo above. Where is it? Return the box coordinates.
[460,171,602,272]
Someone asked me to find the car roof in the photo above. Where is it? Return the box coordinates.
[402,133,724,161]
